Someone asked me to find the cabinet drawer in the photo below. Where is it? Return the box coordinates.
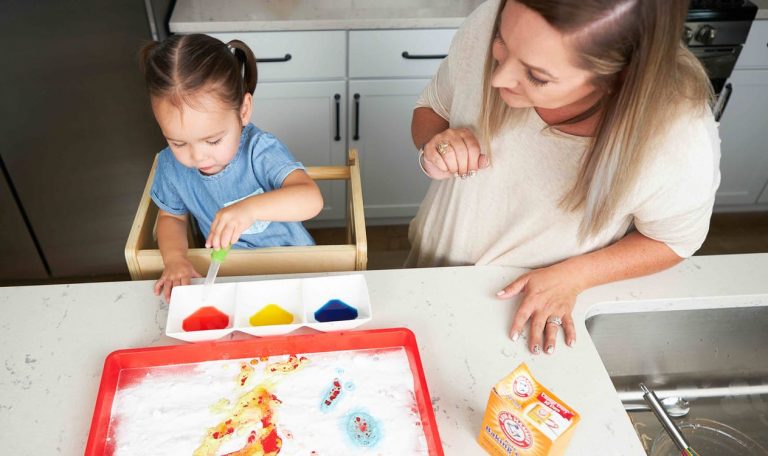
[736,20,768,69]
[207,31,346,81]
[349,29,456,78]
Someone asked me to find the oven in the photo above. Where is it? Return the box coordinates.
[685,0,758,120]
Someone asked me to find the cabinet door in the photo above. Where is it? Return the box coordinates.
[0,172,48,281]
[0,0,163,278]
[716,69,768,205]
[252,80,347,222]
[349,79,432,220]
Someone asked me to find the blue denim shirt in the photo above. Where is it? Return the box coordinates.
[150,124,315,248]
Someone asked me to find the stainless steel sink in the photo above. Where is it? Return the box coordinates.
[586,304,768,455]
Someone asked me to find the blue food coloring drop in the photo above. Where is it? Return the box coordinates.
[345,411,380,447]
[314,299,358,322]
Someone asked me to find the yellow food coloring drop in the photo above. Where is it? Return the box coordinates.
[249,304,294,326]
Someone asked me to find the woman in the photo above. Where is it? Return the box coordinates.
[408,0,720,354]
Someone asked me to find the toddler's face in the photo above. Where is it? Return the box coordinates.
[151,91,252,175]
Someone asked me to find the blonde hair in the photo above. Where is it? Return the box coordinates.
[479,0,713,239]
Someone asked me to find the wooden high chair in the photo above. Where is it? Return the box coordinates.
[124,149,367,280]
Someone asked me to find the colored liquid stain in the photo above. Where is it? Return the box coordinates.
[314,299,358,322]
[345,411,380,447]
[182,306,229,332]
[320,378,344,412]
[194,385,283,456]
[249,304,294,327]
[238,362,254,387]
[267,354,309,373]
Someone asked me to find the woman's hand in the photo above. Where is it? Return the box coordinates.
[420,128,489,180]
[206,201,255,249]
[496,262,585,354]
[153,256,202,301]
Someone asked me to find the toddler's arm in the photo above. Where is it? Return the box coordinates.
[154,210,202,301]
[206,170,323,249]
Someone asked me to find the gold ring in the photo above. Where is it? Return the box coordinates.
[437,141,450,156]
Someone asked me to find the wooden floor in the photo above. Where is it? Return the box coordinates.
[3,212,767,286]
[311,211,768,270]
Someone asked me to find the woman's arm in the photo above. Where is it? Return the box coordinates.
[206,170,323,249]
[412,107,449,150]
[498,231,682,354]
[154,211,202,300]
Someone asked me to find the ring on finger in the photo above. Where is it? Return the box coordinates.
[546,316,563,326]
[437,141,450,156]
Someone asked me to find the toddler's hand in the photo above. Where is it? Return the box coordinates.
[154,256,202,302]
[206,202,254,249]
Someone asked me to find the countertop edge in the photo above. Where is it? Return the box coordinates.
[169,18,466,33]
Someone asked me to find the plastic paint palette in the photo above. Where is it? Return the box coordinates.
[166,274,372,342]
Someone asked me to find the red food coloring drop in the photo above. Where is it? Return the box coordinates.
[212,432,220,439]
[260,428,281,453]
[182,306,229,331]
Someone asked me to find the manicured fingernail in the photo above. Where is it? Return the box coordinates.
[567,339,575,347]
[496,290,505,296]
[532,345,541,355]
[545,345,554,354]
[469,170,477,176]
[453,172,459,178]
[511,332,519,342]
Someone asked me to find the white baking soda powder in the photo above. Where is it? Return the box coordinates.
[108,348,430,455]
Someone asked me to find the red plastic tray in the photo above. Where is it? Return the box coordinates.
[85,328,443,455]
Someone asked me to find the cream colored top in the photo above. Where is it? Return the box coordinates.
[406,0,721,269]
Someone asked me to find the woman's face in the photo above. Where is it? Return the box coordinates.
[491,0,597,109]
[152,91,252,175]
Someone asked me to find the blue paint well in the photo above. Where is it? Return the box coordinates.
[314,299,358,322]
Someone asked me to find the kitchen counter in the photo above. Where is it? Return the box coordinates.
[169,0,483,32]
[171,0,768,32]
[755,0,768,20]
[1,253,768,455]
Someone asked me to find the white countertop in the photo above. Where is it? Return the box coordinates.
[755,0,768,20]
[169,0,483,32]
[171,0,768,32]
[1,253,768,455]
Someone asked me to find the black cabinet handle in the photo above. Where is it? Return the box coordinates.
[334,94,341,141]
[257,53,292,63]
[353,93,360,141]
[714,83,733,122]
[401,51,447,60]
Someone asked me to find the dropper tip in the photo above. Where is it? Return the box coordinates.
[639,383,650,394]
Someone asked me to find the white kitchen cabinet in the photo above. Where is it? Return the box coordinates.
[348,79,432,219]
[208,31,346,81]
[349,29,456,78]
[735,20,768,69]
[251,80,347,221]
[715,68,768,205]
[200,28,455,223]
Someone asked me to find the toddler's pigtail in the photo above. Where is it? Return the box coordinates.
[228,40,258,95]
[139,40,159,77]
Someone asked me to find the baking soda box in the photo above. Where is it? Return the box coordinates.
[478,363,580,456]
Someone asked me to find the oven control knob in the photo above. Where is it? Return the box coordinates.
[695,25,717,44]
[683,26,693,43]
